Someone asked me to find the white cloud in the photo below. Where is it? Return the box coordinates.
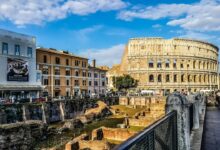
[0,0,127,26]
[179,31,217,41]
[152,24,162,28]
[78,44,125,66]
[72,25,103,43]
[118,0,220,31]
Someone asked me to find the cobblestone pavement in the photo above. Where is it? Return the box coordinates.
[202,107,220,150]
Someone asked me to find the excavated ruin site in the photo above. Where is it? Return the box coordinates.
[0,96,165,150]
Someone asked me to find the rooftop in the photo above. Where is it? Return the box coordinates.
[129,37,219,51]
[37,47,88,60]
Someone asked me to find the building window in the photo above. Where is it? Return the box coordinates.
[83,80,87,86]
[101,74,105,78]
[83,71,87,77]
[82,61,87,68]
[149,60,154,68]
[166,74,170,82]
[2,42,8,54]
[43,55,47,63]
[75,80,79,86]
[102,81,105,86]
[43,79,48,85]
[94,81,98,86]
[149,74,154,82]
[75,60,80,66]
[27,47,32,57]
[75,71,79,76]
[66,70,70,76]
[165,59,170,68]
[42,68,48,74]
[15,44,20,56]
[94,73,98,78]
[88,72,91,77]
[55,79,60,86]
[66,80,70,86]
[157,60,162,68]
[54,68,60,75]
[89,81,92,86]
[55,57,60,64]
[66,59,69,66]
[158,74,162,82]
[174,74,177,82]
[173,59,177,68]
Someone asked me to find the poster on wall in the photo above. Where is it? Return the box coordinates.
[7,58,29,82]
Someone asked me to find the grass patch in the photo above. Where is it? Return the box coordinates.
[111,105,147,117]
[83,117,124,134]
[128,126,145,132]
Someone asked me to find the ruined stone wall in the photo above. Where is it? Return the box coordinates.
[101,127,136,142]
[119,96,165,106]
[0,97,119,125]
[78,140,110,150]
[0,120,46,150]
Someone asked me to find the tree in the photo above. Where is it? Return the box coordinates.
[112,74,138,91]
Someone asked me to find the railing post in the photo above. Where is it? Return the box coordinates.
[166,92,190,150]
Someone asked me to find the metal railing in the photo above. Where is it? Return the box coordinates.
[114,111,177,150]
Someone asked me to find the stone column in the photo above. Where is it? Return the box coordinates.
[193,93,201,129]
[187,93,201,130]
[22,105,27,122]
[199,94,206,115]
[41,103,47,124]
[59,102,65,122]
[166,92,190,150]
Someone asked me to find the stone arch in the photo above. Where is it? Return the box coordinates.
[181,74,185,82]
[194,75,196,82]
[149,74,154,82]
[199,61,201,69]
[187,75,191,82]
[158,74,162,82]
[148,59,154,68]
[166,74,170,82]
[199,75,201,83]
[203,61,205,69]
[193,60,196,69]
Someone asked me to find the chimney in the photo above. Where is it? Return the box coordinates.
[92,59,96,67]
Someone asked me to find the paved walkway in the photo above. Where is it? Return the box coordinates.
[202,107,220,150]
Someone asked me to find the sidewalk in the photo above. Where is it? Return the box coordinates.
[201,107,220,150]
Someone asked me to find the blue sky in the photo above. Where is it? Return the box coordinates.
[0,0,220,66]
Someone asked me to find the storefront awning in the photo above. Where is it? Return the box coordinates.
[0,85,44,91]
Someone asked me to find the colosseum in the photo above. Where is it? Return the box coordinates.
[107,38,219,94]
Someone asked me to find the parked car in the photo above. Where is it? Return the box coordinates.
[33,97,46,103]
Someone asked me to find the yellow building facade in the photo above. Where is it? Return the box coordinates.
[37,48,88,97]
[108,38,219,93]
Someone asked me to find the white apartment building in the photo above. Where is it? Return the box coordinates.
[88,60,107,97]
[0,29,42,101]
